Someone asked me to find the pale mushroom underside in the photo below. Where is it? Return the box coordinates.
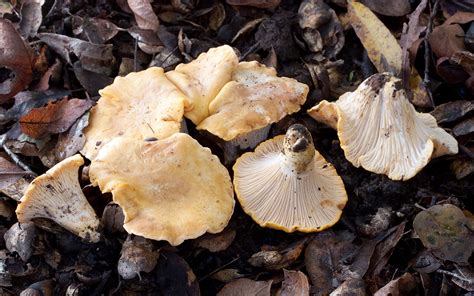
[233,135,347,232]
[89,133,235,246]
[309,75,458,180]
[16,155,100,242]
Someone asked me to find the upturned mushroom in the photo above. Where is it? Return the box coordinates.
[308,73,458,180]
[197,61,309,162]
[81,67,188,160]
[233,124,347,232]
[89,133,235,246]
[16,155,100,242]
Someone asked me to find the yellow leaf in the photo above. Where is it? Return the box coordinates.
[348,0,402,74]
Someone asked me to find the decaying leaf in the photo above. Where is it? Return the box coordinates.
[373,273,416,296]
[360,0,411,17]
[127,0,160,32]
[429,24,465,59]
[410,249,442,273]
[19,0,44,38]
[356,207,392,238]
[0,19,34,103]
[0,156,28,190]
[101,202,125,233]
[118,235,159,280]
[4,222,36,262]
[451,158,474,180]
[155,251,200,295]
[347,0,402,74]
[248,238,307,270]
[329,277,366,296]
[0,199,14,219]
[72,16,121,44]
[209,3,226,31]
[211,269,245,283]
[453,117,474,137]
[226,0,281,9]
[413,204,474,263]
[451,265,474,291]
[20,98,93,139]
[280,270,310,296]
[217,278,272,296]
[38,33,115,75]
[192,228,236,252]
[431,100,474,123]
[72,61,114,96]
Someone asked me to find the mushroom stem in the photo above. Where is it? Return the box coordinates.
[283,124,315,173]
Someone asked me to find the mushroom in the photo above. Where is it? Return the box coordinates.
[81,67,188,160]
[197,61,309,162]
[308,73,459,180]
[166,45,239,125]
[15,154,100,242]
[89,133,235,246]
[233,124,347,232]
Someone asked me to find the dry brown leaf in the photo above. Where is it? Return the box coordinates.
[19,0,43,38]
[360,0,410,16]
[445,11,474,25]
[231,18,265,44]
[75,17,121,44]
[373,273,416,296]
[101,202,125,233]
[4,222,36,262]
[451,158,474,179]
[429,24,465,58]
[280,270,310,296]
[410,249,441,273]
[453,117,474,137]
[248,239,307,270]
[0,19,33,103]
[127,0,159,32]
[347,0,402,74]
[212,269,245,283]
[413,204,474,263]
[430,100,474,123]
[218,278,272,296]
[209,3,226,31]
[192,228,236,252]
[329,277,366,296]
[226,0,280,9]
[20,98,93,139]
[0,156,28,190]
[118,235,159,279]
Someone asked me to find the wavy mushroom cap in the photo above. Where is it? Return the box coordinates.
[81,67,187,160]
[166,45,239,125]
[197,61,309,141]
[89,133,235,246]
[308,73,458,180]
[16,155,100,242]
[233,124,347,232]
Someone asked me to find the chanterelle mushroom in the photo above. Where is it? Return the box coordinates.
[166,45,239,125]
[89,133,235,246]
[81,67,188,160]
[16,155,100,242]
[308,73,458,180]
[233,124,347,232]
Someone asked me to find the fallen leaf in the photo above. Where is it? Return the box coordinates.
[192,228,236,252]
[211,269,245,283]
[38,33,115,75]
[451,158,474,179]
[436,57,470,84]
[248,238,307,270]
[32,58,62,92]
[410,249,442,273]
[0,19,34,103]
[217,278,272,296]
[413,204,474,263]
[127,0,159,32]
[373,273,416,296]
[0,199,13,219]
[4,222,36,262]
[329,277,366,296]
[441,0,474,16]
[356,207,392,238]
[20,97,93,139]
[445,11,474,25]
[452,51,474,75]
[451,265,474,291]
[453,117,474,137]
[347,0,402,74]
[280,270,310,296]
[127,26,164,54]
[304,231,357,294]
[360,0,410,16]
[171,0,196,13]
[101,202,125,233]
[155,251,200,295]
[72,61,113,96]
[430,100,474,123]
[0,176,30,201]
[209,3,226,31]
[118,235,159,280]
[428,24,465,58]
[0,156,28,190]
[226,0,280,9]
[19,0,43,38]
[75,17,121,44]
[231,18,265,44]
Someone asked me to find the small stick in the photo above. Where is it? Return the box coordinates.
[422,0,440,108]
[198,256,241,282]
[0,135,37,176]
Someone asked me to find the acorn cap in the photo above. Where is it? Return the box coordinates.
[308,73,458,180]
[89,133,235,246]
[166,45,239,125]
[233,124,347,232]
[81,67,187,160]
[197,61,309,141]
[16,155,100,242]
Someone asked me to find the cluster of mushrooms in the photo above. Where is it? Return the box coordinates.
[14,45,458,247]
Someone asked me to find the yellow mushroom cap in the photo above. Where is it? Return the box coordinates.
[233,124,347,232]
[89,133,235,246]
[308,73,458,181]
[16,155,100,242]
[81,67,187,160]
[197,61,309,141]
[166,45,239,125]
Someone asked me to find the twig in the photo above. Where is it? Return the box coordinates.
[240,41,260,61]
[422,0,440,108]
[0,134,37,177]
[198,256,240,282]
[134,37,138,72]
[437,269,474,284]
[414,203,427,211]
